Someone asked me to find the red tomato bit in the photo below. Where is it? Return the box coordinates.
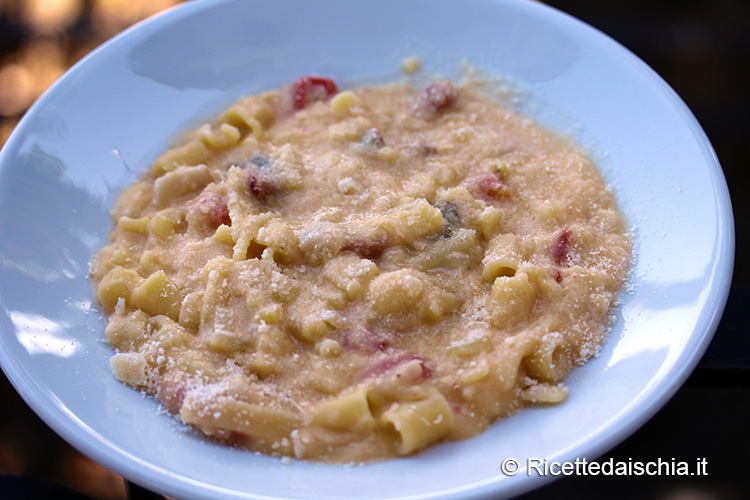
[552,227,572,266]
[551,267,563,283]
[475,173,507,201]
[291,76,339,111]
[196,191,231,227]
[247,169,276,202]
[342,234,388,260]
[414,81,458,118]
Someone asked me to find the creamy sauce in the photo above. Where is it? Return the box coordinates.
[92,75,631,462]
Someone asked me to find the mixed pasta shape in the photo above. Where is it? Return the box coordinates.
[92,73,630,462]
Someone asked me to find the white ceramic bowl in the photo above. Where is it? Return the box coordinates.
[0,1,733,499]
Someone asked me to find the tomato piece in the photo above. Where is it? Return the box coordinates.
[291,76,338,110]
[247,169,276,202]
[475,173,507,200]
[552,227,572,266]
[196,191,230,227]
[414,81,457,118]
[342,233,388,260]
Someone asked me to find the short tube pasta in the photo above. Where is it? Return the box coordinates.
[381,392,454,455]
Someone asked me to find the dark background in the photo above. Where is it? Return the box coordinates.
[0,0,748,499]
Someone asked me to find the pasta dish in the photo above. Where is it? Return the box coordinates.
[91,71,631,462]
